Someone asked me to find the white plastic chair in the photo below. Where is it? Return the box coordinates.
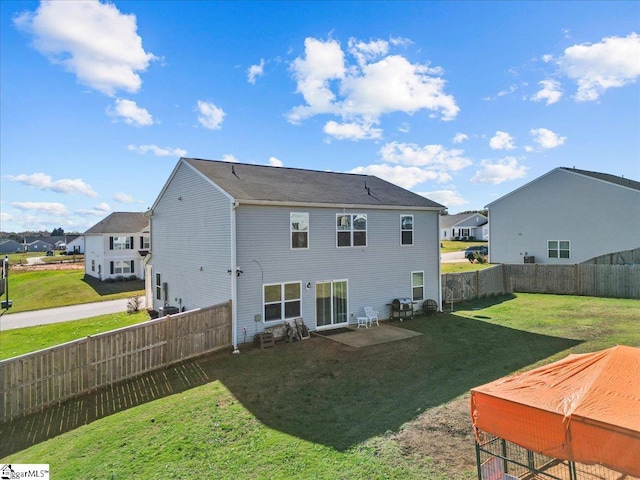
[364,307,379,326]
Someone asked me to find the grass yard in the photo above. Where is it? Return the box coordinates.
[441,262,493,273]
[1,294,638,479]
[0,310,150,360]
[440,239,486,253]
[4,269,144,313]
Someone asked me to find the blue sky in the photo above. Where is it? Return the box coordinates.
[1,0,639,233]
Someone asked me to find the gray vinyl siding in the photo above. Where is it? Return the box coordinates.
[489,169,640,264]
[150,162,232,312]
[235,205,440,335]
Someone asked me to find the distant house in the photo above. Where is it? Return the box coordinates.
[26,239,53,252]
[84,212,149,281]
[487,167,640,264]
[0,239,23,254]
[66,235,85,254]
[147,158,445,351]
[440,213,488,241]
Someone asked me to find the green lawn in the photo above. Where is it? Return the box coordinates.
[441,262,493,273]
[0,310,150,360]
[440,239,486,253]
[2,293,638,479]
[4,270,144,313]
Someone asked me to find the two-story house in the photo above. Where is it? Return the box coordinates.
[84,212,150,281]
[147,158,445,351]
[487,167,640,264]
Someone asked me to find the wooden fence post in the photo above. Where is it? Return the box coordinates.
[86,335,94,394]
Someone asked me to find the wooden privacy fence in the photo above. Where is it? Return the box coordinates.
[442,264,640,303]
[0,301,232,423]
[582,247,640,265]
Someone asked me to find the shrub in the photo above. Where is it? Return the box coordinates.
[127,295,142,314]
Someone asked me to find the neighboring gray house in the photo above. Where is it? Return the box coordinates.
[147,158,445,351]
[84,212,150,281]
[26,239,53,252]
[0,239,23,254]
[440,213,488,241]
[487,167,640,264]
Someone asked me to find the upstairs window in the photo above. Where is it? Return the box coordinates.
[290,212,309,249]
[155,273,162,300]
[111,236,132,250]
[401,215,414,246]
[548,240,570,259]
[337,214,367,247]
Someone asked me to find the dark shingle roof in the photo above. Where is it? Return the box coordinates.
[560,167,640,191]
[85,212,148,235]
[184,158,444,209]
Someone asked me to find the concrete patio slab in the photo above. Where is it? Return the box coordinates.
[314,323,422,347]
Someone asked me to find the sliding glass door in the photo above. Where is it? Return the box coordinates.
[316,280,348,329]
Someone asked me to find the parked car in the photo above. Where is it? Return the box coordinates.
[46,250,54,256]
[464,245,488,261]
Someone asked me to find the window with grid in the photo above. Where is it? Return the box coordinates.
[412,271,424,301]
[264,282,301,322]
[336,214,367,247]
[548,240,570,259]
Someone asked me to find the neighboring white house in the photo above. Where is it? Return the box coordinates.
[66,235,85,254]
[487,167,640,264]
[84,212,150,281]
[147,158,445,351]
[440,213,488,241]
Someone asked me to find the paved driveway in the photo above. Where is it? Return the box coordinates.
[0,297,146,331]
[441,251,467,263]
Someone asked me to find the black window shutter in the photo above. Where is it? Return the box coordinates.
[109,237,113,250]
[130,236,134,249]
[130,260,135,273]
[110,261,114,275]
[140,236,144,249]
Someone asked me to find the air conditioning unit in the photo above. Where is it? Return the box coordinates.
[524,256,535,264]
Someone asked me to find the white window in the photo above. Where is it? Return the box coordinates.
[401,215,413,246]
[412,271,424,301]
[143,236,150,249]
[91,259,95,272]
[263,282,301,322]
[336,214,367,247]
[548,240,570,259]
[290,212,309,249]
[112,236,132,250]
[112,260,132,275]
[155,272,162,300]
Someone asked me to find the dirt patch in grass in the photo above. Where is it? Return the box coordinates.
[395,395,477,476]
[13,262,84,271]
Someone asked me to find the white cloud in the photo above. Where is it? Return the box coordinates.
[471,157,528,185]
[113,192,134,203]
[14,0,156,96]
[529,128,566,149]
[221,154,238,163]
[95,202,111,212]
[419,189,467,207]
[196,100,225,130]
[109,99,153,126]
[288,36,458,139]
[323,120,382,141]
[531,79,563,105]
[248,59,265,84]
[348,164,449,189]
[379,141,472,171]
[452,133,468,144]
[1,212,13,223]
[6,172,97,197]
[556,33,640,101]
[127,144,187,157]
[12,201,68,216]
[268,157,283,167]
[489,131,516,150]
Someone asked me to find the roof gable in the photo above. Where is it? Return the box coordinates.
[487,167,640,208]
[182,158,444,209]
[85,212,148,235]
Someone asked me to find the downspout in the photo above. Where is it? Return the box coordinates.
[231,200,240,354]
[437,210,443,311]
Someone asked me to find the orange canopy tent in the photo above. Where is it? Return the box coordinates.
[470,345,640,477]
